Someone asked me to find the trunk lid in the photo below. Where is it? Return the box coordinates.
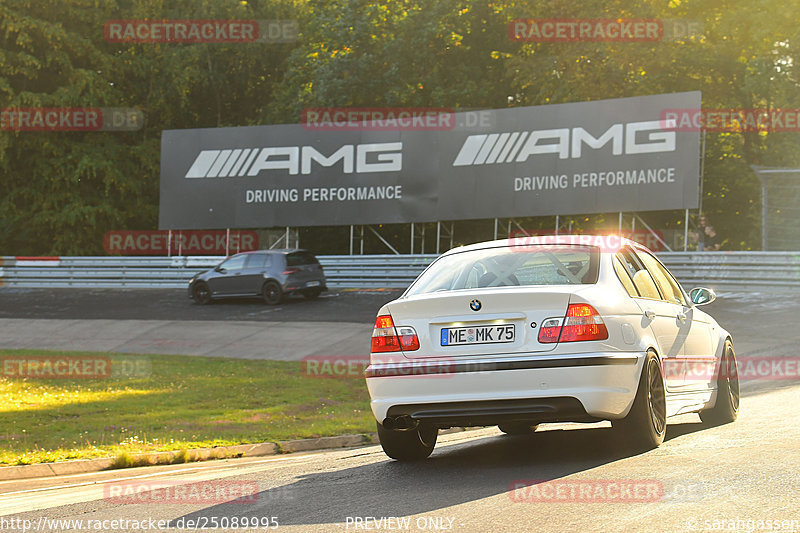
[386,288,573,359]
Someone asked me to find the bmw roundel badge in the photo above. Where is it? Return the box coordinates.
[469,299,482,312]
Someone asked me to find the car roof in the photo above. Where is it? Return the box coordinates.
[234,248,309,256]
[440,235,650,256]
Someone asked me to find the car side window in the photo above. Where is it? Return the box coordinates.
[617,248,662,300]
[219,255,246,271]
[244,253,267,270]
[636,250,687,306]
[613,257,639,297]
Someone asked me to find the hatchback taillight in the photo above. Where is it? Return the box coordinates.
[371,315,420,353]
[538,303,608,343]
[282,267,300,275]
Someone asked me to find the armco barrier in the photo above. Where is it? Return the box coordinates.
[0,255,438,289]
[1,252,799,291]
[657,252,800,290]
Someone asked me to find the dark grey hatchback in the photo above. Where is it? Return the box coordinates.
[188,249,327,305]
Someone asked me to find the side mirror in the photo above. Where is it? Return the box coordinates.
[215,266,226,273]
[689,287,716,306]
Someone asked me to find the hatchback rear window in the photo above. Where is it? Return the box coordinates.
[406,245,600,296]
[286,252,320,266]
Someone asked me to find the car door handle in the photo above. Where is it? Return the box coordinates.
[676,312,687,323]
[643,310,655,320]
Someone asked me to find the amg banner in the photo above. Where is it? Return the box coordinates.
[159,92,700,229]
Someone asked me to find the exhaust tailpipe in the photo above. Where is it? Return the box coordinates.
[382,415,417,431]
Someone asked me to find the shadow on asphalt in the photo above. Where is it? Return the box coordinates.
[171,421,708,527]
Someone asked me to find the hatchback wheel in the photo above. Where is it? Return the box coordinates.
[262,281,283,305]
[612,350,666,450]
[192,282,212,305]
[699,340,740,425]
[376,421,437,461]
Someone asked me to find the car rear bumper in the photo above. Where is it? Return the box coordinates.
[366,351,645,425]
[283,281,328,294]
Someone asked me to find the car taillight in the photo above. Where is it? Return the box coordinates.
[282,267,300,275]
[371,315,419,352]
[397,327,420,351]
[538,318,563,343]
[538,304,608,343]
[561,303,608,341]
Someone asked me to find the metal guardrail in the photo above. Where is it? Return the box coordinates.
[658,252,800,290]
[0,255,439,289]
[1,252,799,290]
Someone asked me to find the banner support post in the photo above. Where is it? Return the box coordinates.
[225,228,230,256]
[618,212,623,233]
[450,222,454,250]
[410,223,415,254]
[684,209,689,251]
[167,230,172,257]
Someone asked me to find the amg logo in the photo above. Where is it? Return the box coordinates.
[452,120,676,166]
[185,142,402,178]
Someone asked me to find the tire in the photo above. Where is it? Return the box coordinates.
[262,281,283,305]
[612,350,667,450]
[191,282,212,305]
[699,340,740,426]
[303,288,322,300]
[498,423,539,435]
[376,421,437,461]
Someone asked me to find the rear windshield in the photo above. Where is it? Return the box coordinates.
[286,251,320,266]
[405,245,600,296]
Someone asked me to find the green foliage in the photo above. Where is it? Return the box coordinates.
[1,0,799,252]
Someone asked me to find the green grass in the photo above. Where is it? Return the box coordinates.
[0,349,374,465]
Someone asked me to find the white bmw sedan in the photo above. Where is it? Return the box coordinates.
[365,236,739,461]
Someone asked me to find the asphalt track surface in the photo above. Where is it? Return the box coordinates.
[0,288,400,323]
[0,289,799,532]
[0,288,401,360]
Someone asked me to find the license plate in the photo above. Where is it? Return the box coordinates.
[440,324,515,346]
[306,281,321,287]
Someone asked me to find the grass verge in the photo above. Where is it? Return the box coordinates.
[0,349,374,465]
